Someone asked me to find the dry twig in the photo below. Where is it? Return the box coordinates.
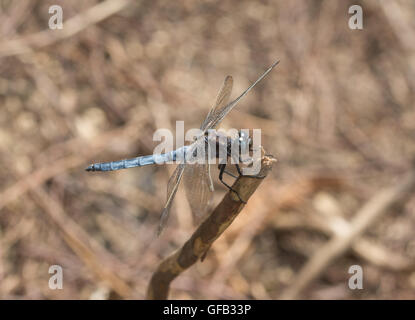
[146,153,276,299]
[280,168,415,299]
[0,0,132,58]
[31,186,133,298]
[272,210,415,272]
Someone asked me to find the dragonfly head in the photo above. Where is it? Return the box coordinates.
[237,130,252,152]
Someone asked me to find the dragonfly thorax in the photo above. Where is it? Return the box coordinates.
[186,130,252,164]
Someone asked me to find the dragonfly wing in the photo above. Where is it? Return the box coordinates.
[183,162,214,221]
[206,60,279,130]
[158,162,186,235]
[201,75,233,131]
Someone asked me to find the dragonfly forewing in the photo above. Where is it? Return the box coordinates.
[206,60,279,130]
[201,75,233,131]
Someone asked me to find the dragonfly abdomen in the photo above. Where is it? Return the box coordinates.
[85,148,183,172]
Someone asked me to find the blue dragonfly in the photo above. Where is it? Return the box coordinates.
[86,61,279,234]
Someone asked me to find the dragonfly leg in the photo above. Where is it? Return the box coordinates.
[223,169,238,179]
[218,164,246,203]
[235,163,265,179]
[217,162,238,178]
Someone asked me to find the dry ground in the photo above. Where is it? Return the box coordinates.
[0,0,415,299]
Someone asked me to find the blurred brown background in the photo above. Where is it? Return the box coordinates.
[1,0,415,299]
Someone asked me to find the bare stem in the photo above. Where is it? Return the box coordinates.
[146,153,276,299]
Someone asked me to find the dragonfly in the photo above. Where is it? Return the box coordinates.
[86,60,279,235]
